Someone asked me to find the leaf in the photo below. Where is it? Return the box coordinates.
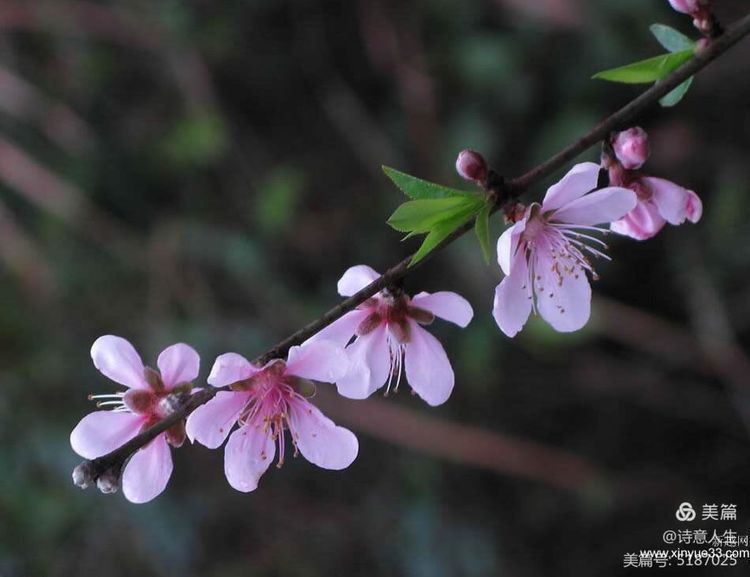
[650,24,695,53]
[592,50,694,84]
[408,200,485,266]
[659,76,694,107]
[474,202,492,264]
[387,197,477,233]
[383,166,477,200]
[410,224,456,266]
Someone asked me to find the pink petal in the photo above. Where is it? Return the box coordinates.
[535,249,592,332]
[223,424,275,493]
[286,341,349,383]
[157,343,200,389]
[288,399,358,470]
[403,323,454,406]
[335,325,391,399]
[121,434,173,504]
[303,309,369,347]
[643,177,691,225]
[207,352,258,388]
[411,292,474,328]
[496,220,526,276]
[185,391,248,449]
[685,190,702,223]
[551,187,636,226]
[492,256,533,338]
[337,264,380,297]
[91,335,148,390]
[70,410,145,459]
[541,162,601,213]
[610,200,666,240]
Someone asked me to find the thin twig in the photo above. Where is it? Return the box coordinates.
[75,11,750,486]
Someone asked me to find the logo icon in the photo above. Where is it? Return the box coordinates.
[676,502,696,522]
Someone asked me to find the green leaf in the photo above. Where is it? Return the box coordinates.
[410,223,456,266]
[650,24,695,53]
[659,76,694,107]
[474,202,492,264]
[387,197,477,233]
[408,200,485,266]
[383,166,477,200]
[592,50,693,84]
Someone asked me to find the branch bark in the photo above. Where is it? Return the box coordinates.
[74,11,750,489]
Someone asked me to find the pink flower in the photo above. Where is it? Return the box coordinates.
[493,162,636,337]
[611,127,649,170]
[668,0,700,15]
[70,336,200,503]
[610,176,703,240]
[185,341,358,493]
[306,265,474,406]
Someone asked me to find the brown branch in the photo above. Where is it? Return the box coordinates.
[74,11,750,490]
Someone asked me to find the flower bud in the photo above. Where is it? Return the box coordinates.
[72,460,96,489]
[668,0,700,14]
[611,127,649,170]
[455,149,488,183]
[96,468,120,494]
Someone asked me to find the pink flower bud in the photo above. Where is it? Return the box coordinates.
[455,149,488,183]
[611,127,650,170]
[668,0,700,14]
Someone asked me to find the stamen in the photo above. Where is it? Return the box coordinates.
[88,393,124,400]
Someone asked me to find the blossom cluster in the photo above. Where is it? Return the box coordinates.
[71,126,702,502]
[72,275,473,502]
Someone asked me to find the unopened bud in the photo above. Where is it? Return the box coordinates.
[668,0,700,14]
[611,127,649,170]
[96,468,120,494]
[455,149,488,183]
[72,460,96,489]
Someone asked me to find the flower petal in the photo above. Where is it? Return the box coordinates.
[207,353,258,388]
[91,335,148,390]
[224,424,275,493]
[70,411,145,459]
[610,200,666,240]
[411,291,474,328]
[288,399,358,470]
[303,309,369,347]
[185,391,248,449]
[685,190,702,223]
[286,341,349,383]
[404,323,454,406]
[551,186,636,226]
[121,434,173,504]
[496,220,526,276]
[492,255,532,338]
[335,325,391,399]
[337,264,380,297]
[541,162,601,213]
[535,250,592,332]
[644,177,692,225]
[157,343,200,389]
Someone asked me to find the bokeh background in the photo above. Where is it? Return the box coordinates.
[2,1,750,575]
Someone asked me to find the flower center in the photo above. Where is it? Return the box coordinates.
[232,359,315,468]
[88,367,192,446]
[355,293,434,344]
[516,204,612,314]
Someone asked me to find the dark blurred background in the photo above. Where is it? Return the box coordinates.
[1,1,750,575]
